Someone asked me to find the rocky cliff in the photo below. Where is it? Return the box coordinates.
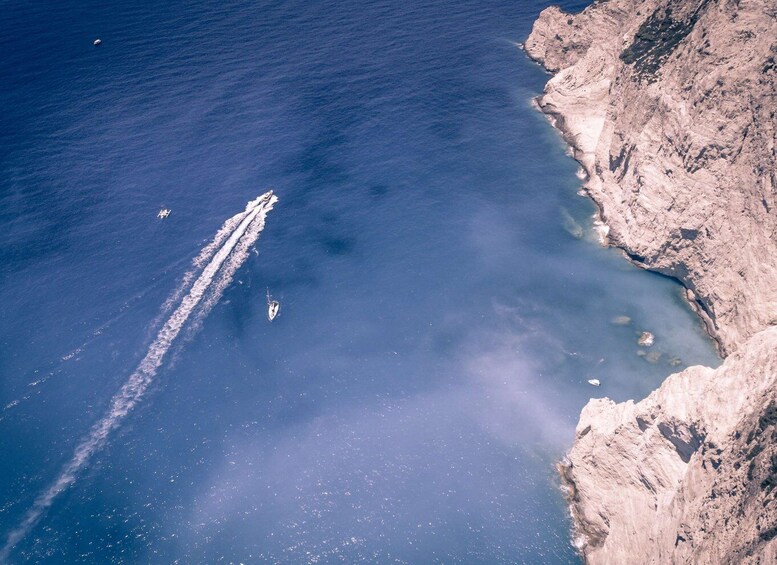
[527,0,776,354]
[561,327,777,562]
[525,0,777,562]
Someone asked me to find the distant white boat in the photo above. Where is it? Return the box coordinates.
[157,208,171,219]
[93,38,102,46]
[267,289,280,321]
[587,379,601,387]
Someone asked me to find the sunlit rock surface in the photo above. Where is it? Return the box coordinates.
[527,0,777,354]
[526,0,777,561]
[562,327,777,562]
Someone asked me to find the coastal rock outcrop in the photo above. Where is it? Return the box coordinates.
[563,327,777,562]
[526,0,777,562]
[527,0,777,354]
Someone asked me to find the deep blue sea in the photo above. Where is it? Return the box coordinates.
[1,1,719,563]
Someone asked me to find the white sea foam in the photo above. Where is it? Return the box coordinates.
[156,208,251,321]
[0,192,277,562]
[189,201,272,333]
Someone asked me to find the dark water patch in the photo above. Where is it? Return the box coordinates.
[368,183,390,199]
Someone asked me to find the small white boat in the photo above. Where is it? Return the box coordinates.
[93,38,102,46]
[157,208,171,219]
[587,379,601,387]
[267,289,280,321]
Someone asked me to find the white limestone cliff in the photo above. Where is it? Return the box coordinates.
[563,327,777,562]
[525,0,777,561]
[527,0,777,354]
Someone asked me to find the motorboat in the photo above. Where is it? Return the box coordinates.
[267,289,280,321]
[259,190,274,205]
[587,379,601,387]
[157,208,171,219]
[93,38,102,46]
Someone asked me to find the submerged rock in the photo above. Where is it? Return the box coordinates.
[667,356,682,367]
[645,350,662,364]
[611,315,631,326]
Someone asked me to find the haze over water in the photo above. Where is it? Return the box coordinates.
[1,0,719,563]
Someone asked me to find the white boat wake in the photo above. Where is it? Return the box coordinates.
[0,191,277,562]
[1,272,181,421]
[156,208,252,321]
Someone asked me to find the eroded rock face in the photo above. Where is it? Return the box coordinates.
[527,0,777,354]
[526,0,777,562]
[563,327,777,562]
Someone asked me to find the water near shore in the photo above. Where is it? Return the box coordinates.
[1,0,718,562]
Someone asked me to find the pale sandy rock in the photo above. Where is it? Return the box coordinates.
[526,0,777,355]
[563,327,777,563]
[526,0,777,562]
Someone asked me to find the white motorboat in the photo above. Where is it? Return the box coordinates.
[93,38,102,46]
[157,208,171,219]
[587,379,601,387]
[267,289,280,321]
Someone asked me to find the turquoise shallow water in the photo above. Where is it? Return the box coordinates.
[0,0,718,562]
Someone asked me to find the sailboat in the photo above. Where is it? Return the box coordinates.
[267,289,280,321]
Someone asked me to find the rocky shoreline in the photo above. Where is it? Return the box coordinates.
[525,0,777,562]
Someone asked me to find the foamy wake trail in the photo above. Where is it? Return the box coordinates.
[156,210,250,320]
[189,202,272,334]
[0,192,277,561]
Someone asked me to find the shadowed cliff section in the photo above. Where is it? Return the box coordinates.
[621,0,712,80]
[525,0,777,562]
